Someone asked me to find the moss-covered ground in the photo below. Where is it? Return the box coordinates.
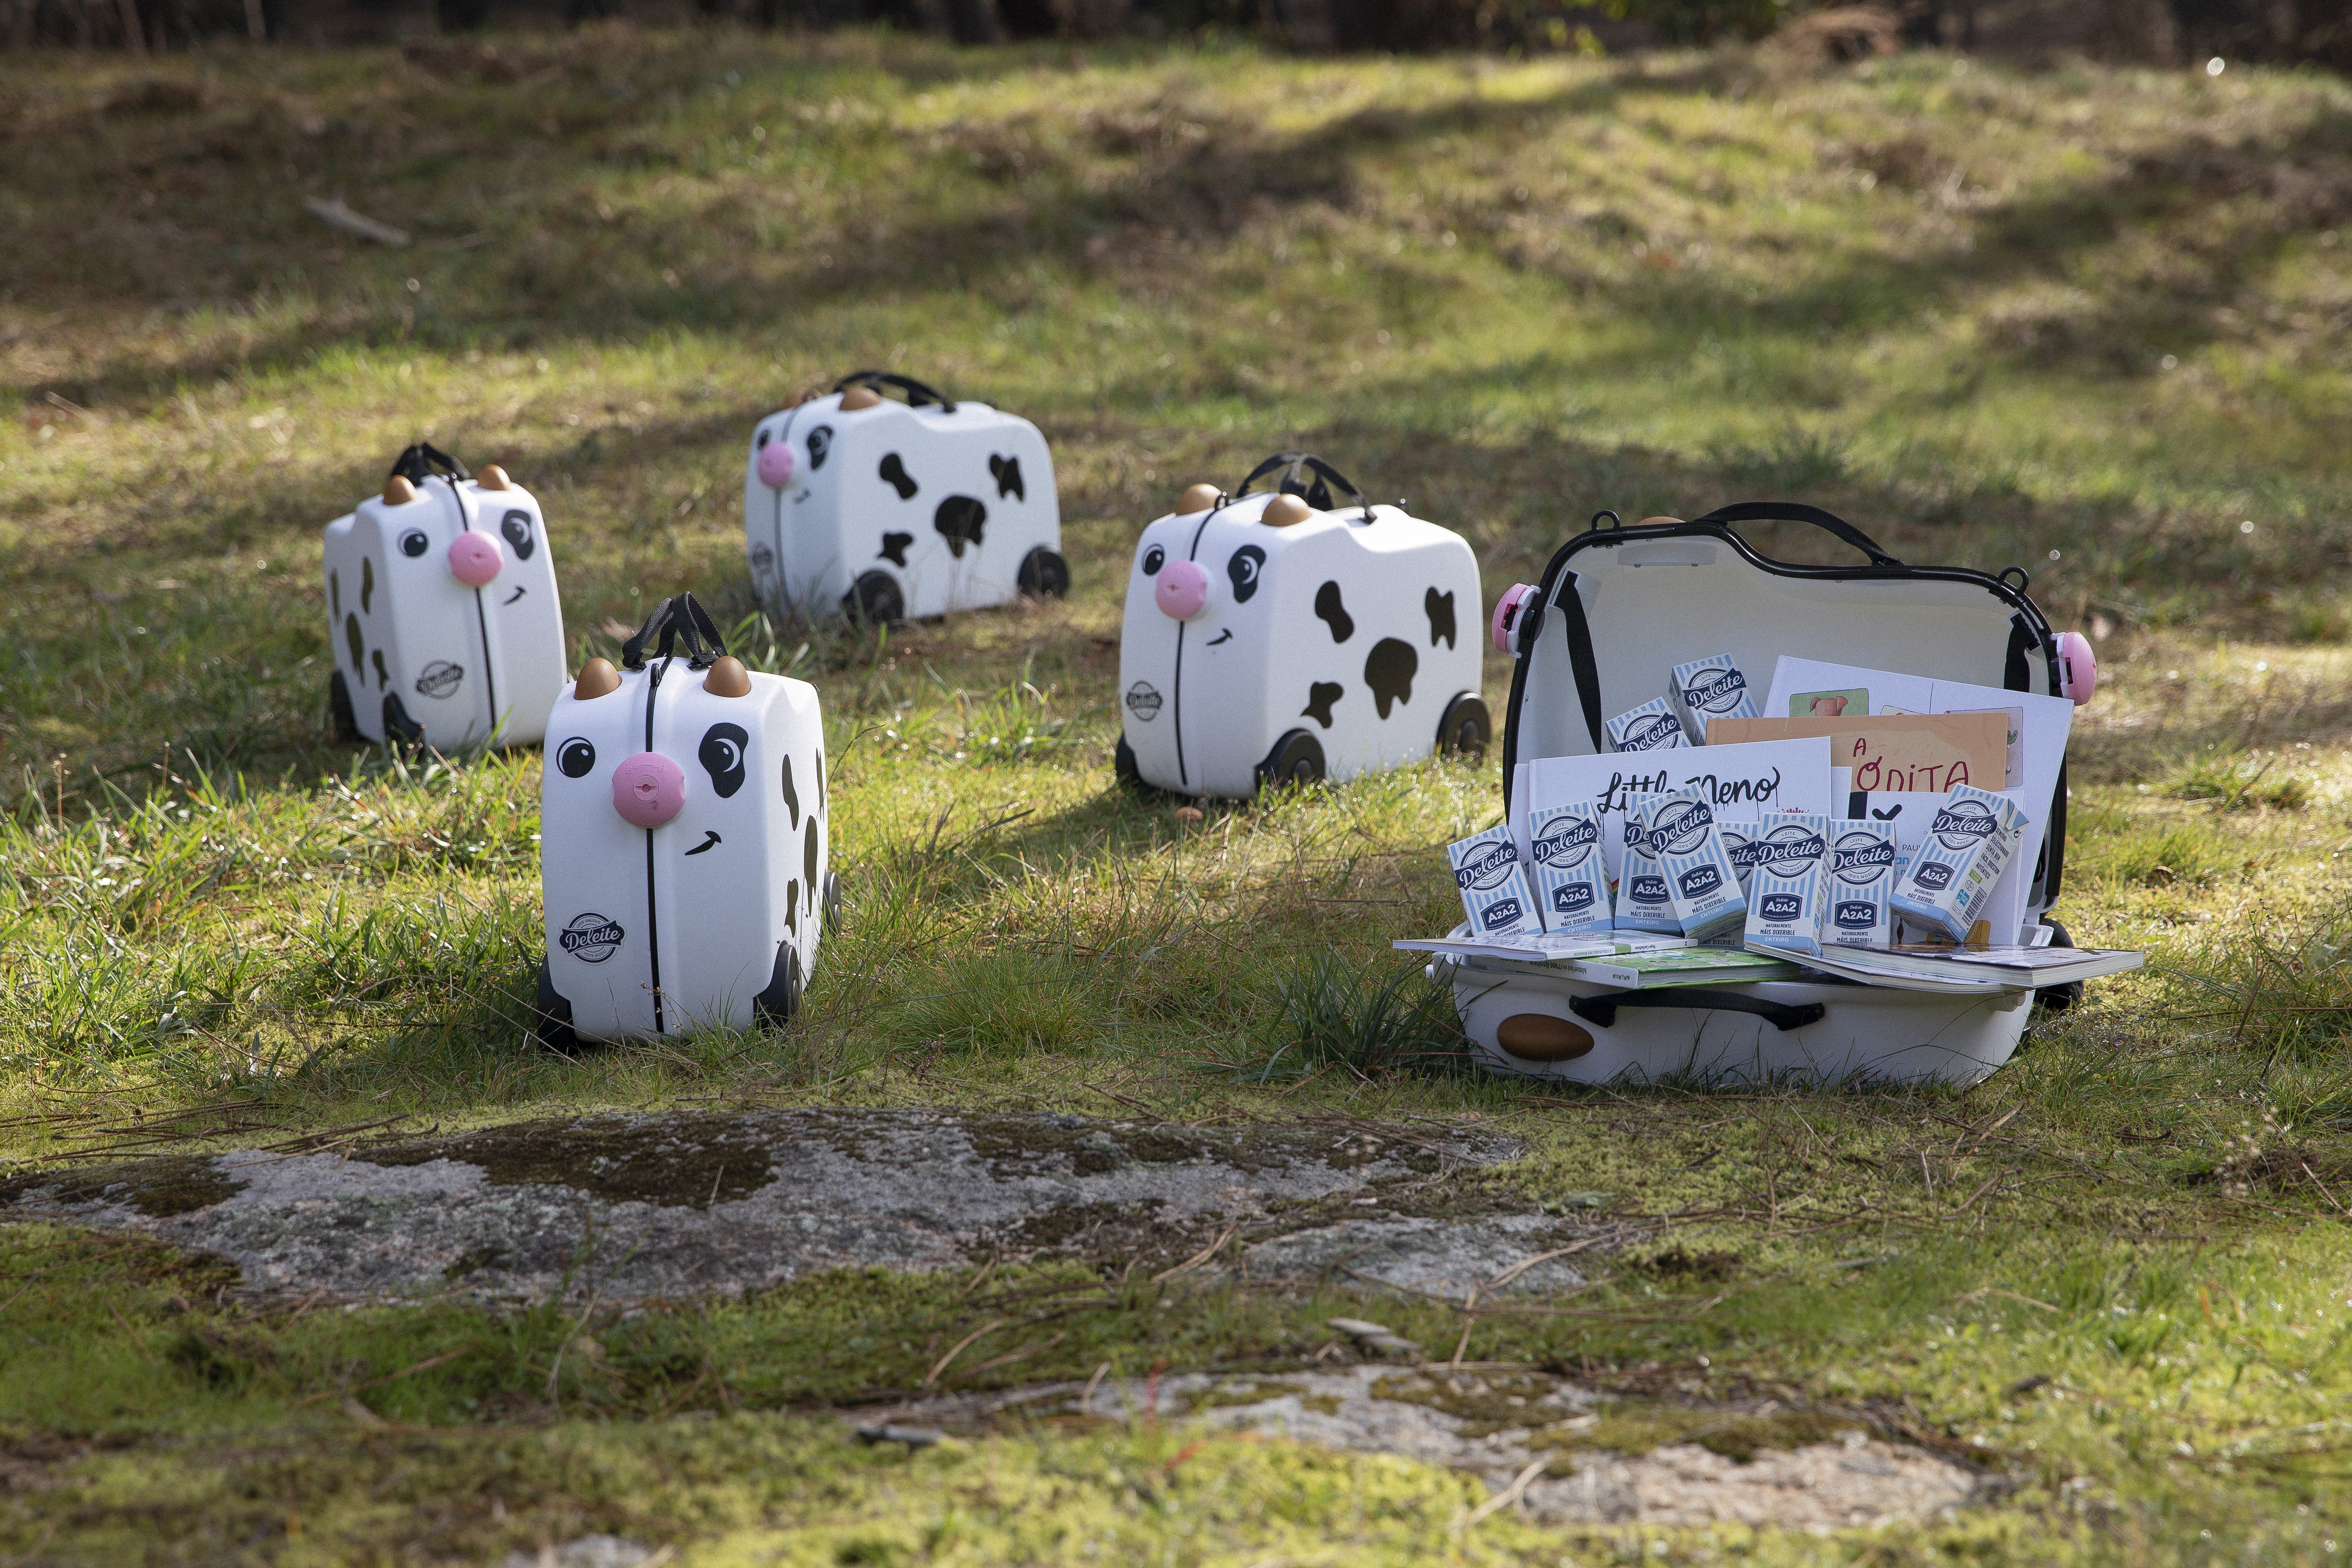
[5,26,2352,1565]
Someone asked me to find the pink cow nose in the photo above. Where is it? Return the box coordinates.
[1156,559,1210,620]
[447,531,502,586]
[612,752,685,829]
[755,439,795,489]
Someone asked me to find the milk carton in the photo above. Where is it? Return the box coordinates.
[1614,792,1680,934]
[1742,815,1832,956]
[1890,784,2028,942]
[1526,802,1614,936]
[1822,819,1899,949]
[1449,825,1539,939]
[1672,653,1758,742]
[1606,697,1688,753]
[1644,790,1748,941]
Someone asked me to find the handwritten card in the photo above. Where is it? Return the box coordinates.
[1705,713,2009,795]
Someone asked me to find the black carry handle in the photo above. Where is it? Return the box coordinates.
[621,593,730,671]
[1568,988,1827,1033]
[1682,502,1903,569]
[834,370,959,414]
[1234,451,1372,520]
[389,442,471,484]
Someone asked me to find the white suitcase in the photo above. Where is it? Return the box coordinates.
[1115,453,1490,800]
[323,444,567,750]
[742,371,1068,623]
[1457,502,2097,1087]
[533,595,833,1047]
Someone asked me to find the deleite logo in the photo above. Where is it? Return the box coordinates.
[559,912,625,963]
[1682,666,1747,714]
[1831,831,1897,883]
[1455,841,1520,892]
[1758,823,1826,876]
[1124,681,1164,721]
[1931,800,2000,850]
[1532,815,1598,868]
[1649,799,1715,856]
[1619,713,1682,751]
[414,661,464,699]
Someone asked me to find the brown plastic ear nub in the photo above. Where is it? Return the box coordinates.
[1496,1012,1595,1062]
[573,657,620,699]
[383,475,418,505]
[703,655,752,698]
[1636,516,1685,527]
[1179,482,1220,515]
[839,385,882,411]
[476,464,512,491]
[1261,494,1313,528]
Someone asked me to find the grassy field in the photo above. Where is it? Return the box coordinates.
[5,25,2352,1566]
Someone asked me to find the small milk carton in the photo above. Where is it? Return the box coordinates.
[1526,801,1614,936]
[1449,825,1539,939]
[1644,790,1748,941]
[1672,653,1758,741]
[1890,784,2028,942]
[1720,820,1767,899]
[1822,819,1899,948]
[1606,697,1688,753]
[1614,792,1680,934]
[1742,815,1832,956]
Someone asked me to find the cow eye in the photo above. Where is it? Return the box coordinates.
[1227,544,1267,603]
[558,738,595,778]
[755,428,771,449]
[500,510,535,559]
[699,722,748,798]
[1141,544,1165,576]
[399,529,430,558]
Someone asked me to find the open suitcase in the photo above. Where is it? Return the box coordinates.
[1449,502,2094,1087]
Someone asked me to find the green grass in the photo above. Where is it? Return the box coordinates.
[5,25,2352,1566]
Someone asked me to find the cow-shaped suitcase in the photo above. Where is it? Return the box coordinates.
[323,443,568,750]
[1116,452,1489,800]
[534,596,833,1048]
[742,370,1068,624]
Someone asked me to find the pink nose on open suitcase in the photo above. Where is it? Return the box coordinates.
[755,441,795,489]
[447,531,503,586]
[612,752,685,828]
[1156,560,1210,620]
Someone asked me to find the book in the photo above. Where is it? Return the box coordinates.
[1792,942,2144,992]
[1394,930,1695,964]
[1402,931,1801,988]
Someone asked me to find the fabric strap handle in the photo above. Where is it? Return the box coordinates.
[389,442,471,484]
[1234,452,1371,518]
[833,370,959,414]
[621,593,730,671]
[1682,501,1903,568]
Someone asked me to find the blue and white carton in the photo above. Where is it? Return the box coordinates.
[1449,825,1539,939]
[1890,783,2027,942]
[1823,819,1899,948]
[1672,653,1758,742]
[1526,802,1615,937]
[1613,792,1679,933]
[1742,814,1832,956]
[1644,790,1748,942]
[1606,697,1688,753]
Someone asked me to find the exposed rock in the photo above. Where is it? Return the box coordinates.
[0,1109,1533,1306]
[1244,1214,1589,1297]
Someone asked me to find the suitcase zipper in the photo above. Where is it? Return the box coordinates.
[439,475,501,741]
[642,656,668,1036]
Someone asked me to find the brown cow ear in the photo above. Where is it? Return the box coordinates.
[476,465,513,491]
[703,656,752,698]
[383,475,418,505]
[1261,494,1312,528]
[573,658,621,699]
[1636,515,1684,527]
[1179,482,1220,515]
[839,385,882,411]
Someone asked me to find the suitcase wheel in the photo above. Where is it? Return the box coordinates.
[533,957,581,1052]
[381,691,425,748]
[1113,734,1172,798]
[2034,916,2084,1015]
[822,871,842,933]
[844,569,905,627]
[1017,546,1071,599]
[328,668,362,745]
[1255,729,1326,793]
[755,943,804,1026]
[1437,692,1492,761]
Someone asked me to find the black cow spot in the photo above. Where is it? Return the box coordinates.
[501,509,535,560]
[786,883,799,934]
[330,569,340,617]
[990,453,1025,501]
[399,529,429,559]
[1364,638,1418,719]
[1302,681,1343,728]
[806,425,833,470]
[1314,580,1355,643]
[1425,587,1457,650]
[699,722,749,798]
[1227,544,1266,603]
[804,816,820,893]
[1140,543,1165,576]
[879,531,914,567]
[558,737,596,778]
[782,752,800,828]
[879,452,918,500]
[361,556,375,614]
[934,496,987,558]
[344,612,363,672]
[372,649,390,691]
